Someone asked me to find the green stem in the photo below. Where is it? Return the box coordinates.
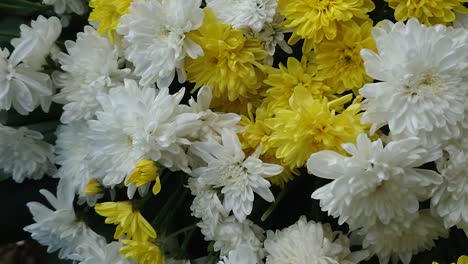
[165,224,197,240]
[5,0,52,10]
[0,31,19,39]
[261,185,290,222]
[0,3,27,9]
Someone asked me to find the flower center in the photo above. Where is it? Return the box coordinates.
[220,164,246,181]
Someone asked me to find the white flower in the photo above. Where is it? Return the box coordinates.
[0,124,55,183]
[86,79,201,187]
[207,0,277,32]
[42,0,87,15]
[308,134,442,229]
[166,258,191,264]
[117,0,204,87]
[431,139,468,234]
[53,26,130,123]
[360,19,468,146]
[11,16,62,70]
[218,245,257,264]
[190,129,283,222]
[187,86,242,143]
[79,241,135,264]
[0,48,54,115]
[24,179,103,261]
[355,210,448,264]
[264,216,368,264]
[454,13,468,29]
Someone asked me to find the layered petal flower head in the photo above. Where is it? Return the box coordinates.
[0,125,55,183]
[120,239,165,264]
[360,19,468,146]
[385,0,468,25]
[42,0,87,16]
[207,0,277,32]
[190,129,283,222]
[86,79,201,187]
[88,0,132,42]
[53,26,130,123]
[118,0,204,87]
[79,241,135,264]
[24,179,103,260]
[308,134,442,229]
[264,216,368,264]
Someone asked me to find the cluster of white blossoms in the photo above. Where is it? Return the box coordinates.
[1,1,467,264]
[307,18,468,264]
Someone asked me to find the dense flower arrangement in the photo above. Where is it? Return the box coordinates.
[0,0,468,263]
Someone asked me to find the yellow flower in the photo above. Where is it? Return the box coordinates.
[262,56,332,115]
[125,160,161,196]
[266,87,366,170]
[94,201,156,241]
[83,179,103,195]
[186,8,267,102]
[433,255,468,264]
[278,0,374,51]
[385,0,468,25]
[314,19,375,94]
[88,0,132,42]
[120,239,165,264]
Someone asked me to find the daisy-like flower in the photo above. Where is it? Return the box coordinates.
[117,0,204,87]
[278,0,375,51]
[314,19,375,93]
[42,0,87,16]
[360,19,468,146]
[355,210,448,264]
[94,201,157,241]
[0,48,54,115]
[186,8,267,102]
[125,159,161,199]
[218,245,257,264]
[24,179,103,260]
[88,0,132,42]
[86,79,201,187]
[0,125,55,183]
[264,216,368,264]
[206,0,277,32]
[308,134,442,229]
[78,241,135,264]
[53,26,130,123]
[266,86,365,170]
[190,129,283,222]
[385,0,468,25]
[11,16,62,70]
[120,239,165,264]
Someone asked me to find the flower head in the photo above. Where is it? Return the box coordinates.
[120,239,165,264]
[125,159,161,196]
[88,0,132,42]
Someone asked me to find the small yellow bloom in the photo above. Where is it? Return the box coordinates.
[94,201,156,241]
[120,239,165,264]
[88,0,133,42]
[125,160,161,196]
[278,0,375,51]
[186,8,267,102]
[83,179,103,195]
[433,255,468,264]
[385,0,468,25]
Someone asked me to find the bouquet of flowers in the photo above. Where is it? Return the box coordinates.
[0,0,467,263]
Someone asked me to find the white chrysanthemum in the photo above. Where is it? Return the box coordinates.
[117,0,204,87]
[360,19,468,146]
[308,134,442,229]
[454,13,468,29]
[207,0,277,32]
[24,179,103,261]
[11,15,62,70]
[87,79,201,187]
[78,241,135,264]
[42,0,87,15]
[355,210,448,264]
[431,139,468,234]
[190,129,283,222]
[53,26,130,123]
[187,86,242,142]
[264,216,368,264]
[0,48,54,115]
[0,125,55,183]
[218,245,257,264]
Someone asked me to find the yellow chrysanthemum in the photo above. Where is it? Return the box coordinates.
[433,255,468,264]
[314,19,375,94]
[266,87,366,170]
[83,179,103,195]
[88,0,132,42]
[95,201,156,241]
[125,160,161,196]
[211,93,264,116]
[120,239,165,264]
[385,0,468,25]
[186,8,267,102]
[278,0,375,51]
[262,56,332,115]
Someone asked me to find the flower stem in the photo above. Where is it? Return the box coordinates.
[0,31,19,39]
[4,0,51,11]
[165,224,197,240]
[261,185,290,222]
